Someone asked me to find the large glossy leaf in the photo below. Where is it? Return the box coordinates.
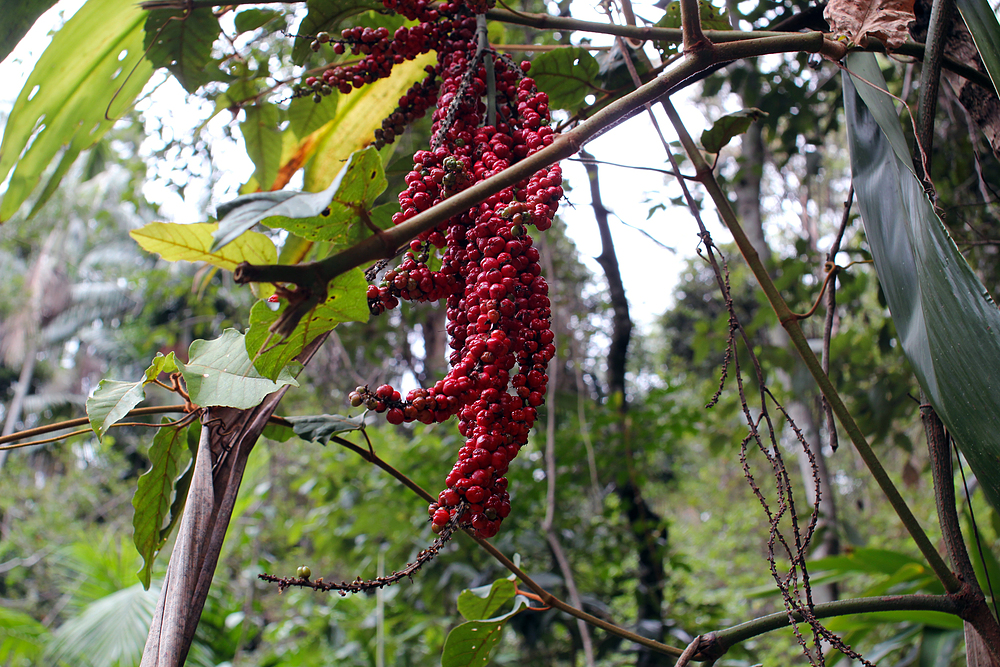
[0,0,154,221]
[843,52,1000,512]
[130,221,277,271]
[132,420,193,589]
[955,0,1000,97]
[144,7,227,94]
[244,267,369,379]
[180,329,298,408]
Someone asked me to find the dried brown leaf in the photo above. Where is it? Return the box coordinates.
[825,0,916,51]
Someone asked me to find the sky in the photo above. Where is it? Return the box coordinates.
[0,0,731,329]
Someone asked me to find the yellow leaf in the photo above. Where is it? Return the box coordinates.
[304,53,437,191]
[130,222,277,271]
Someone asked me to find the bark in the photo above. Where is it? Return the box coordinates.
[911,0,1000,160]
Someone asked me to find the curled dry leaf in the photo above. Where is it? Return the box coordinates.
[824,0,916,51]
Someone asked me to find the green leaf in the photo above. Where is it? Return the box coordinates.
[144,7,227,94]
[262,422,296,442]
[457,579,517,620]
[263,146,388,242]
[179,329,298,408]
[159,423,199,545]
[288,92,339,138]
[242,102,284,191]
[234,8,283,34]
[826,610,963,632]
[811,547,924,576]
[0,0,154,221]
[291,0,385,65]
[530,47,600,112]
[245,268,369,379]
[701,108,767,153]
[286,413,367,443]
[131,222,278,271]
[486,21,506,46]
[1,0,59,64]
[442,592,528,667]
[843,51,1000,514]
[86,380,147,440]
[955,0,1000,97]
[0,606,47,664]
[144,351,179,383]
[132,420,191,589]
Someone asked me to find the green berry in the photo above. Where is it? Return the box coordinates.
[297,565,311,579]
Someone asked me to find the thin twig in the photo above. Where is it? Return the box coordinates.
[821,185,854,452]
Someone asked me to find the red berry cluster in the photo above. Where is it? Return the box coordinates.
[348,38,562,538]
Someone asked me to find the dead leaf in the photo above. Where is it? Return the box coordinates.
[824,0,916,51]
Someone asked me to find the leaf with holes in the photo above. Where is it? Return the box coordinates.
[131,222,277,271]
[291,0,385,64]
[825,0,915,50]
[144,7,229,93]
[843,52,1000,513]
[286,413,368,444]
[701,108,767,153]
[262,147,389,243]
[179,329,298,408]
[530,47,600,112]
[132,420,193,589]
[245,268,369,379]
[0,0,154,221]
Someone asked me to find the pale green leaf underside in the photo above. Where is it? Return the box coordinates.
[182,329,298,408]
